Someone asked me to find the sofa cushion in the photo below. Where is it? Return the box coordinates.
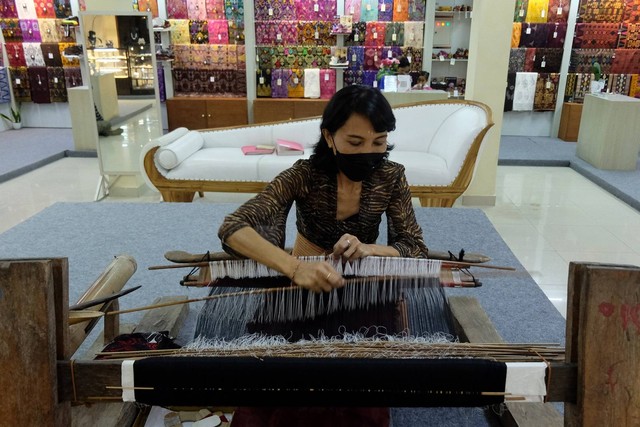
[388,151,450,186]
[165,148,261,182]
[156,131,204,170]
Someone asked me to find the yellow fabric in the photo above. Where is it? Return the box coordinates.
[526,0,550,23]
[512,23,522,48]
[629,74,640,98]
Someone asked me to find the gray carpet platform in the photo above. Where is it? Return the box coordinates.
[0,202,566,426]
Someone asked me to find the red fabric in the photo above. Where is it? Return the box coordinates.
[231,407,390,427]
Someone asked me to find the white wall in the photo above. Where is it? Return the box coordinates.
[502,111,554,137]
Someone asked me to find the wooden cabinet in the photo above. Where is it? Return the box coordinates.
[558,102,583,142]
[166,97,248,131]
[253,99,329,123]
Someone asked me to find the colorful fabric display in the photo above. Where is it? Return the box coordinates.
[53,0,71,18]
[360,0,378,22]
[1,0,19,18]
[28,66,50,103]
[363,46,383,70]
[138,0,160,16]
[365,22,385,47]
[533,48,562,72]
[578,0,625,23]
[343,68,364,85]
[573,73,592,99]
[345,22,366,46]
[382,46,402,61]
[10,66,31,102]
[526,0,550,23]
[271,68,291,97]
[393,0,409,21]
[504,72,516,111]
[20,20,41,42]
[408,0,426,21]
[385,22,404,46]
[17,0,38,19]
[167,0,189,19]
[621,23,640,49]
[546,22,567,48]
[208,20,229,44]
[58,42,80,67]
[624,1,640,23]
[569,49,615,73]
[403,22,423,48]
[63,66,81,88]
[6,43,27,67]
[236,45,245,69]
[225,0,244,21]
[38,19,60,42]
[0,67,10,103]
[319,68,335,98]
[172,45,191,68]
[611,49,640,74]
[401,46,422,71]
[345,0,361,21]
[564,72,577,98]
[347,46,365,69]
[546,0,569,23]
[256,68,272,97]
[295,0,334,21]
[169,20,191,45]
[513,71,538,111]
[234,69,246,94]
[524,48,536,72]
[378,0,394,21]
[303,68,320,98]
[629,74,639,97]
[172,68,192,93]
[206,0,226,19]
[228,19,245,44]
[574,23,620,49]
[362,69,377,87]
[187,0,207,20]
[24,43,45,67]
[514,0,529,22]
[189,20,209,44]
[533,73,559,111]
[509,48,527,72]
[512,23,522,48]
[256,21,297,45]
[35,0,56,18]
[203,70,237,95]
[1,19,22,42]
[298,21,335,46]
[520,23,549,48]
[156,66,165,102]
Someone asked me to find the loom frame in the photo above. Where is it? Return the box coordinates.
[1,258,638,426]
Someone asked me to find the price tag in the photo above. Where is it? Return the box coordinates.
[407,55,412,63]
[352,53,357,62]
[381,3,386,12]
[387,50,392,58]
[48,52,54,59]
[277,78,282,86]
[294,77,299,84]
[268,7,273,16]
[450,58,455,65]
[315,30,319,39]
[277,33,282,40]
[553,31,558,38]
[557,6,563,15]
[373,31,377,39]
[409,32,415,41]
[373,80,377,88]
[541,9,545,18]
[439,55,444,61]
[259,77,265,84]
[546,81,551,89]
[397,4,402,12]
[218,34,222,40]
[354,34,359,41]
[526,27,531,34]
[374,54,378,61]
[392,33,396,41]
[324,73,329,81]
[519,9,524,17]
[541,60,546,68]
[366,3,371,11]
[314,3,319,12]
[54,77,58,83]
[210,76,215,82]
[350,6,354,14]
[15,78,20,84]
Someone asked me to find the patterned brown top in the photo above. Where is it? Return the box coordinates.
[218,159,429,258]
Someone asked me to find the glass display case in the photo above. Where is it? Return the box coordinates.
[86,47,131,95]
[127,43,155,95]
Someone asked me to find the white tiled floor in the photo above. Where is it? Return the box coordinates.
[2,155,640,321]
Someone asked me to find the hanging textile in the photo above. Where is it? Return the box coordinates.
[48,66,67,102]
[360,0,379,22]
[512,23,522,48]
[362,69,377,87]
[524,47,537,71]
[403,22,423,48]
[167,0,189,19]
[611,49,640,74]
[382,46,402,61]
[363,47,383,70]
[347,46,365,70]
[63,66,82,88]
[533,73,559,110]
[189,20,209,44]
[401,46,422,71]
[225,0,244,21]
[623,0,640,23]
[234,69,246,95]
[35,0,56,18]
[58,43,80,67]
[378,0,394,21]
[526,0,550,23]
[564,72,577,98]
[235,45,245,69]
[256,68,272,97]
[547,0,569,23]
[392,0,409,21]
[206,0,226,19]
[533,48,563,72]
[504,72,517,112]
[546,22,567,48]
[509,48,527,73]
[1,18,22,42]
[574,23,620,49]
[345,0,362,21]
[578,0,624,23]
[1,0,19,18]
[24,43,46,67]
[303,68,320,98]
[53,0,71,18]
[169,20,191,45]
[9,66,31,102]
[574,73,592,99]
[629,74,639,97]
[569,49,615,73]
[172,68,192,93]
[365,22,386,47]
[17,0,38,19]
[271,68,291,98]
[208,20,229,44]
[408,0,426,21]
[0,67,10,104]
[6,43,27,67]
[345,22,366,46]
[20,20,42,42]
[187,0,207,20]
[520,23,549,48]
[513,72,538,111]
[622,23,640,49]
[38,19,61,43]
[384,22,404,46]
[343,68,364,86]
[138,0,160,16]
[319,68,335,99]
[227,19,245,44]
[514,0,529,22]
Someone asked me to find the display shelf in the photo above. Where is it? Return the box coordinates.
[86,48,129,79]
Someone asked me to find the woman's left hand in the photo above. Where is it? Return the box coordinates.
[331,234,373,262]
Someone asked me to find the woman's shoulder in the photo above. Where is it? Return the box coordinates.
[380,159,406,176]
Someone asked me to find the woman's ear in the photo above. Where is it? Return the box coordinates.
[322,129,333,148]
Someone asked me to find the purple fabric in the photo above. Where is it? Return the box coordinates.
[157,65,166,102]
[271,68,291,98]
[20,19,41,42]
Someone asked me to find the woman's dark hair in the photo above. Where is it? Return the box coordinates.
[311,85,396,173]
[398,56,411,69]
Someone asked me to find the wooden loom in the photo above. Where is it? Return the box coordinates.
[1,258,639,426]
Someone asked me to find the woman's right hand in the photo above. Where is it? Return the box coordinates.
[291,261,345,293]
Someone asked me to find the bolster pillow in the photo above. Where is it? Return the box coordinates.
[156,131,205,170]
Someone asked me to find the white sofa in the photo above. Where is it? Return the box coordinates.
[141,100,493,207]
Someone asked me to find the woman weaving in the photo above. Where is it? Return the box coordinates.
[217,84,431,427]
[219,84,429,292]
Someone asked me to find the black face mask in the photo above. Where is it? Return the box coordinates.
[334,148,386,182]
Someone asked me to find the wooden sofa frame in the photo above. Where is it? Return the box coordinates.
[143,100,494,207]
